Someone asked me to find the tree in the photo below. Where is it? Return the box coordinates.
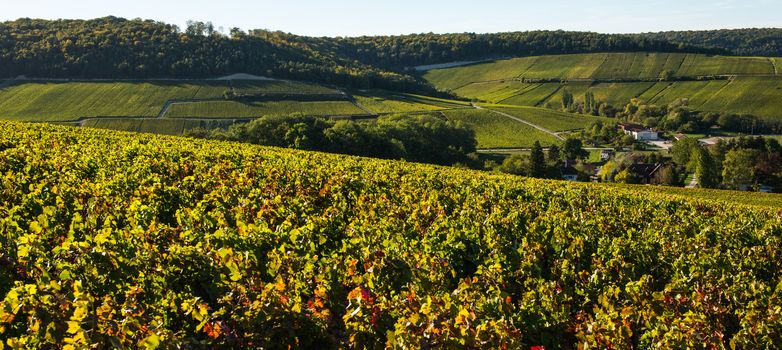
[229,27,246,39]
[547,145,561,163]
[620,134,636,147]
[671,138,700,171]
[584,91,596,114]
[497,155,529,176]
[693,147,719,188]
[653,165,682,186]
[598,160,619,182]
[722,149,760,189]
[614,169,636,184]
[563,138,588,161]
[561,90,574,110]
[529,141,547,178]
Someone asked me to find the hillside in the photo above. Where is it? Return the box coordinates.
[1,76,591,150]
[425,52,782,121]
[0,78,485,136]
[0,121,780,348]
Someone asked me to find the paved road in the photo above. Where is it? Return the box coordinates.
[473,104,565,141]
[686,174,698,189]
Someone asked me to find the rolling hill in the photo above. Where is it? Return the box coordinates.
[424,52,782,120]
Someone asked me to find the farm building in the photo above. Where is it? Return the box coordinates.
[619,123,659,141]
[562,166,580,181]
[628,163,665,184]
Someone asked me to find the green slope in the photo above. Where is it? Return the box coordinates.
[442,108,561,148]
[0,80,336,121]
[424,53,779,91]
[489,105,614,131]
[165,101,367,118]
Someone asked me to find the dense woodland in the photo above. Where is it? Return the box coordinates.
[1,17,764,94]
[643,28,782,57]
[186,114,478,166]
[279,31,726,69]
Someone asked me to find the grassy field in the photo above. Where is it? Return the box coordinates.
[442,108,561,148]
[424,53,779,90]
[165,100,367,118]
[490,105,613,131]
[82,118,236,135]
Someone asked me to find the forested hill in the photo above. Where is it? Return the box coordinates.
[1,17,777,93]
[641,28,782,57]
[0,17,425,92]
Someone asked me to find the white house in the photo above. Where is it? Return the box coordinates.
[619,123,659,141]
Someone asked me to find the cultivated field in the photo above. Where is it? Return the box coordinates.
[452,77,782,120]
[230,80,338,94]
[424,53,779,91]
[2,121,780,348]
[351,91,466,114]
[0,79,337,121]
[165,100,367,118]
[0,81,223,120]
[442,108,561,148]
[82,118,237,135]
[490,105,613,131]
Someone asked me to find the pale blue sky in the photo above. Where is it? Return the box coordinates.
[2,0,779,37]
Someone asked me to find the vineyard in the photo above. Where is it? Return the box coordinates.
[442,108,561,148]
[0,80,339,121]
[423,53,779,91]
[164,101,368,119]
[425,53,782,121]
[490,106,612,132]
[449,78,782,120]
[0,121,780,348]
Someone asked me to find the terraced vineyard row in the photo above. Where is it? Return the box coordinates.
[0,122,780,348]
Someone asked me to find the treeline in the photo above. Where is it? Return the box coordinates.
[186,114,477,166]
[493,139,591,179]
[672,136,782,190]
[0,17,427,92]
[276,30,727,69]
[641,28,782,57]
